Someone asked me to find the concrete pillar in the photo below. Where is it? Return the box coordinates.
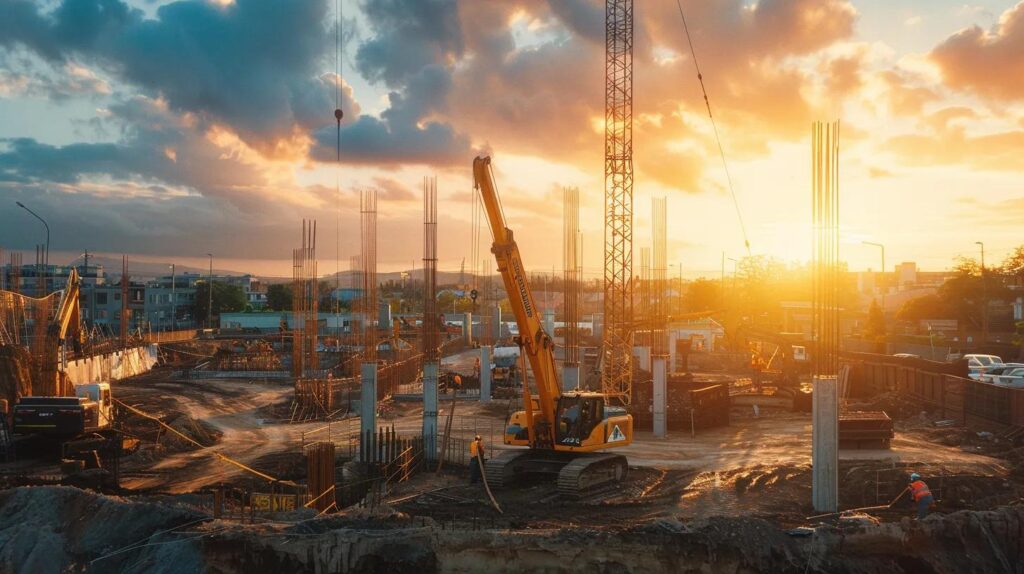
[360,362,378,463]
[492,305,502,341]
[653,355,667,438]
[542,309,555,338]
[479,346,491,403]
[462,312,473,346]
[633,346,651,372]
[379,302,392,330]
[422,361,438,463]
[812,375,839,512]
[592,313,604,338]
[562,364,580,393]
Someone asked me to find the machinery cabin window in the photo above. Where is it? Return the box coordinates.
[555,396,603,446]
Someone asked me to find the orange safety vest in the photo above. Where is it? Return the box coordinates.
[909,480,932,501]
[470,440,483,458]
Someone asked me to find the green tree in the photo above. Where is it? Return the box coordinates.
[266,284,292,311]
[193,282,247,325]
[683,278,721,313]
[897,294,950,322]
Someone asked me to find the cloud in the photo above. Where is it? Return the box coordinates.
[0,0,342,153]
[884,125,1024,172]
[931,2,1024,100]
[372,176,416,202]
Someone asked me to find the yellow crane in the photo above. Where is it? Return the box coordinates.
[474,156,633,495]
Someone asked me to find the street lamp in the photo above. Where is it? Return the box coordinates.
[16,201,49,292]
[976,241,987,345]
[207,253,214,330]
[862,241,885,311]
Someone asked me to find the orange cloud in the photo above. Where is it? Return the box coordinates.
[931,2,1024,100]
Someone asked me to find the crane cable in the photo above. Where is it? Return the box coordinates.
[675,0,752,257]
[334,0,344,311]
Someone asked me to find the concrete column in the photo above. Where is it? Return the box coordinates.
[479,346,491,403]
[360,362,378,463]
[462,312,473,346]
[653,355,667,438]
[633,346,651,372]
[492,305,502,341]
[562,364,580,393]
[422,361,438,463]
[378,301,392,330]
[542,309,555,338]
[592,313,604,338]
[812,375,839,512]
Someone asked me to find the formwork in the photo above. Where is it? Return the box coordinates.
[839,411,894,449]
[631,373,730,432]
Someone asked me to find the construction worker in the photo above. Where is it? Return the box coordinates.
[469,434,485,484]
[452,374,462,395]
[908,472,934,519]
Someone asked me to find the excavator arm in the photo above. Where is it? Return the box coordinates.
[473,156,560,442]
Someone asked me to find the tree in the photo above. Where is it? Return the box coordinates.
[897,294,950,322]
[266,284,292,311]
[193,282,246,325]
[1001,245,1024,287]
[682,278,721,313]
[865,298,886,339]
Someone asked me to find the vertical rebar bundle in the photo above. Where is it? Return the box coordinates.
[563,187,581,368]
[292,220,318,378]
[639,247,650,348]
[812,122,840,377]
[603,0,635,405]
[10,252,22,296]
[361,189,378,363]
[652,197,667,356]
[422,177,439,361]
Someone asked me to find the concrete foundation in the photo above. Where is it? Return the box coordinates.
[360,362,378,462]
[479,346,491,403]
[422,361,438,463]
[562,364,580,393]
[652,356,667,438]
[812,375,839,512]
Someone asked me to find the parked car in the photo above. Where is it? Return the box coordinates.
[965,354,1004,380]
[978,363,1024,383]
[893,353,920,359]
[984,366,1024,387]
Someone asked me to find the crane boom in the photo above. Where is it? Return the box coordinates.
[473,156,560,440]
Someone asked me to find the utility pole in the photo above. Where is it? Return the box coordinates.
[976,241,987,345]
[207,253,214,330]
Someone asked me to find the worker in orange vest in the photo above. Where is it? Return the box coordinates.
[908,472,934,519]
[469,434,485,484]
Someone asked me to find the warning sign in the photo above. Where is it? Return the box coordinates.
[608,425,626,443]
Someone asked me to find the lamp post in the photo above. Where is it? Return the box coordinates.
[16,201,49,293]
[207,253,214,330]
[862,241,885,312]
[169,264,176,332]
[976,241,987,345]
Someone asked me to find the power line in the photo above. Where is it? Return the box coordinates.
[675,0,751,257]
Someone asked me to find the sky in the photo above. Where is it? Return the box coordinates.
[0,0,1022,279]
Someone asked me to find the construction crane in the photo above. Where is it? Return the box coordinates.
[473,156,633,495]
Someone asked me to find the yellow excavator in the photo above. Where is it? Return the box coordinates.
[474,156,633,495]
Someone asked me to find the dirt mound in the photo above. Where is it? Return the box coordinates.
[0,486,205,574]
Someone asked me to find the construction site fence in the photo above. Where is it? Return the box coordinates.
[843,352,1024,429]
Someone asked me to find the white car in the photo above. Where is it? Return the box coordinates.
[985,366,1024,387]
[978,363,1024,383]
[965,354,1004,380]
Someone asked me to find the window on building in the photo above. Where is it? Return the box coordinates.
[97,293,108,305]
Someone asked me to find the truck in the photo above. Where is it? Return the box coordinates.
[13,383,113,438]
